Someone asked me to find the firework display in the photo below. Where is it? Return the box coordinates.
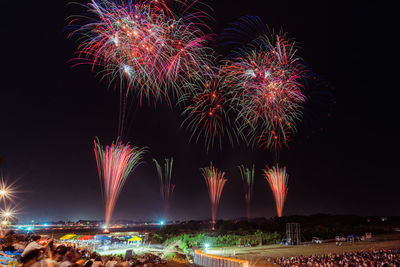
[153,157,175,220]
[222,17,307,150]
[201,163,227,230]
[69,0,213,106]
[180,70,238,152]
[69,4,311,153]
[94,139,146,226]
[263,165,289,217]
[65,0,326,227]
[238,164,255,222]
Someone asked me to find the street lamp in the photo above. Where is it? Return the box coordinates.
[0,179,18,234]
[0,189,7,198]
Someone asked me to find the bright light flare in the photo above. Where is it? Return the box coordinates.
[0,207,18,222]
[0,179,18,202]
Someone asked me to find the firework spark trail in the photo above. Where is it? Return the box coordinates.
[94,139,146,226]
[201,162,227,230]
[153,157,175,220]
[180,70,238,152]
[69,0,214,108]
[263,165,288,217]
[224,35,307,150]
[222,17,308,150]
[238,164,254,222]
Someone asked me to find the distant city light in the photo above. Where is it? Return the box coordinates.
[160,220,165,225]
[43,223,49,227]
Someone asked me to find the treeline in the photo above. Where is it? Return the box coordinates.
[154,231,281,253]
[153,214,399,242]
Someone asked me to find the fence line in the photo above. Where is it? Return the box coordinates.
[193,249,249,267]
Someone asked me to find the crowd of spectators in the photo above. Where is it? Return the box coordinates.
[0,231,168,267]
[4,229,400,267]
[274,249,400,266]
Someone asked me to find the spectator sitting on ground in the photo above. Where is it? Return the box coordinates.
[43,247,62,267]
[22,235,53,258]
[92,255,104,267]
[105,256,119,267]
[20,249,42,267]
[59,245,77,267]
[42,245,68,267]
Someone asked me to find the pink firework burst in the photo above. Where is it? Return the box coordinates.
[201,162,227,230]
[263,165,289,217]
[223,34,307,150]
[94,138,146,226]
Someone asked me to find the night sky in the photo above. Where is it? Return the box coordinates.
[1,0,397,223]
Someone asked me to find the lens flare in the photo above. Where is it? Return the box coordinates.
[0,179,17,203]
[0,207,18,222]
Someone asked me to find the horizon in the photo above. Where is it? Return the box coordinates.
[16,214,399,225]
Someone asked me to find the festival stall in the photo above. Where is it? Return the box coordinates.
[79,235,94,241]
[127,236,142,247]
[59,234,76,240]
